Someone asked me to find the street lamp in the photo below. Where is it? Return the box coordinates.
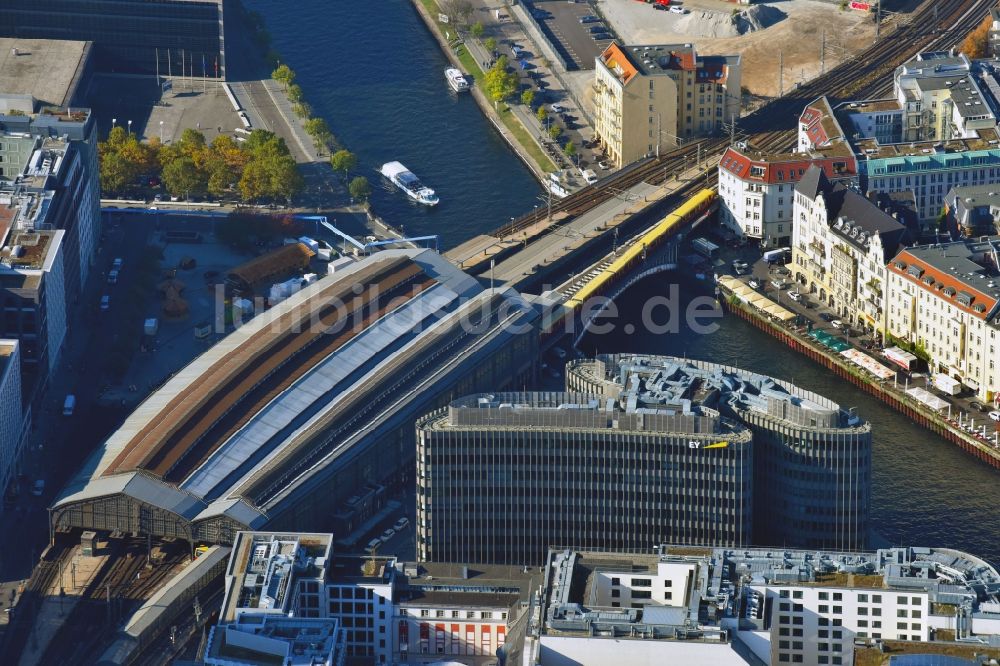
[159,120,164,143]
[127,119,132,136]
[111,118,117,129]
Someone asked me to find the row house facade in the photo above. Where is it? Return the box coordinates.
[792,166,909,333]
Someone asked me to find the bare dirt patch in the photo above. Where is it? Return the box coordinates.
[595,0,881,98]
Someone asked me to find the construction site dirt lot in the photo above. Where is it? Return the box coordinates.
[594,0,886,98]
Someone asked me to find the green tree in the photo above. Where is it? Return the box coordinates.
[330,149,358,179]
[100,151,133,194]
[348,176,371,203]
[564,141,577,161]
[271,63,296,90]
[483,56,518,107]
[548,125,563,140]
[484,37,497,54]
[162,156,206,199]
[521,89,535,108]
[104,125,129,152]
[292,102,312,119]
[470,21,485,40]
[303,117,334,153]
[536,106,548,122]
[287,83,305,104]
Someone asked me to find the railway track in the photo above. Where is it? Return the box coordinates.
[491,0,994,241]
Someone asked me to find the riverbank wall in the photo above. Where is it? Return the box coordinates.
[408,0,550,185]
[717,284,1000,470]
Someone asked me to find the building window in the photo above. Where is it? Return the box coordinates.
[632,579,652,587]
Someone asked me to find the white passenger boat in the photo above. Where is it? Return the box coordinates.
[445,67,469,92]
[379,161,439,206]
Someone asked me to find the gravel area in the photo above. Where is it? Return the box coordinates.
[594,0,880,98]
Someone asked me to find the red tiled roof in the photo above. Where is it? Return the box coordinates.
[719,147,857,184]
[888,251,999,321]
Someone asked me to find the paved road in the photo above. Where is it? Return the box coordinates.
[464,0,606,170]
[724,252,1000,438]
[534,0,607,71]
[0,216,145,585]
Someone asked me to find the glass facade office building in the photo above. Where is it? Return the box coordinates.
[416,392,754,565]
[0,0,231,77]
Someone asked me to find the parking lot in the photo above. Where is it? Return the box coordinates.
[532,0,613,71]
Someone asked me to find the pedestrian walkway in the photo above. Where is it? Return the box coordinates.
[463,0,601,167]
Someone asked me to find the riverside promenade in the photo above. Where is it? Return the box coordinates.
[410,0,556,183]
[715,279,1000,470]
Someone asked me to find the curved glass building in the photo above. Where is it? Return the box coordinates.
[567,355,872,552]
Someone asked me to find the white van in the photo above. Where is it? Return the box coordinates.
[581,169,599,185]
[63,394,76,416]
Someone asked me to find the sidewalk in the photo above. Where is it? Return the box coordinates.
[464,0,603,168]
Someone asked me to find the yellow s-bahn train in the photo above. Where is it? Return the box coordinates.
[564,188,716,311]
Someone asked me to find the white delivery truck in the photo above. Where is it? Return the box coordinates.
[933,373,962,396]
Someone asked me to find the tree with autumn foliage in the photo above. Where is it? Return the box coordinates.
[961,15,992,59]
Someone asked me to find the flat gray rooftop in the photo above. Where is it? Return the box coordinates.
[0,38,91,107]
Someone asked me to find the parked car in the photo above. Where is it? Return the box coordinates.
[107,269,119,284]
[670,6,689,13]
[818,312,836,322]
[579,15,600,23]
[591,32,612,40]
[770,279,785,290]
[587,25,606,34]
[380,528,396,542]
[100,295,111,311]
[830,319,845,330]
[748,279,761,289]
[549,104,565,113]
[394,517,410,531]
[511,44,523,58]
[789,291,802,302]
[112,257,123,270]
[970,401,989,413]
[990,411,1000,422]
[31,480,44,497]
[366,538,381,551]
[598,161,610,170]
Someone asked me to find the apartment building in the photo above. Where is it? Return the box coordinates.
[792,166,909,334]
[717,142,858,247]
[796,53,1000,229]
[216,531,539,665]
[593,42,740,167]
[944,183,1000,236]
[884,236,1000,402]
[530,546,1000,666]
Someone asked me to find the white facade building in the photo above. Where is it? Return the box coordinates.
[217,532,539,665]
[792,166,908,333]
[884,236,1000,402]
[532,546,1000,666]
[718,144,858,247]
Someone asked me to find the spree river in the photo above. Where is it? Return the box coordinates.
[244,0,542,249]
[247,1,1000,564]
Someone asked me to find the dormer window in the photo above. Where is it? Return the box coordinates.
[943,287,957,297]
[957,291,973,307]
[907,265,924,278]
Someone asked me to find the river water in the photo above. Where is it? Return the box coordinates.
[246,1,1000,564]
[244,0,543,249]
